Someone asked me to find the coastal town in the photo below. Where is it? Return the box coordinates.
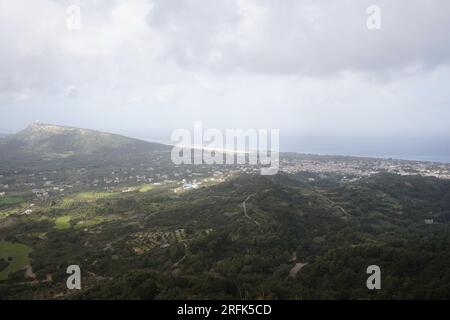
[1,152,449,216]
[280,155,450,180]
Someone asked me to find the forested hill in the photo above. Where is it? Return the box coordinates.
[0,123,171,169]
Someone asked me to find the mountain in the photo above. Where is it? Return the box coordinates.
[0,123,171,164]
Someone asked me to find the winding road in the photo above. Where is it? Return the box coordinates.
[172,242,188,268]
[242,193,260,227]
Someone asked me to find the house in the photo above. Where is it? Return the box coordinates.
[182,180,199,190]
[424,219,434,224]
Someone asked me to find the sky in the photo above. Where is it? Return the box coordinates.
[1,0,450,159]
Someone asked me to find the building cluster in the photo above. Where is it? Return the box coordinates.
[280,157,450,180]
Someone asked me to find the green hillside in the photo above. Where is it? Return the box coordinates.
[0,172,448,299]
[0,123,170,161]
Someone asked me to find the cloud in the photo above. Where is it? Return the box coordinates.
[148,0,450,77]
[0,0,449,146]
[63,85,78,98]
[14,90,32,102]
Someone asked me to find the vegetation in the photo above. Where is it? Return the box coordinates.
[0,124,448,299]
[0,196,25,207]
[54,216,71,230]
[0,242,32,281]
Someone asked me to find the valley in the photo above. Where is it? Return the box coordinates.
[0,124,449,299]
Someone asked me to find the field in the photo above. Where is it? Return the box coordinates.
[0,196,25,207]
[139,184,154,193]
[74,191,119,200]
[54,216,71,230]
[0,241,32,281]
[74,218,103,229]
[58,191,120,208]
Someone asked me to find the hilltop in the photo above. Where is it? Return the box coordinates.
[0,123,171,164]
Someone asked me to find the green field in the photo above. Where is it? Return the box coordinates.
[0,241,32,281]
[75,191,119,200]
[139,184,154,192]
[74,218,103,229]
[54,215,71,230]
[58,191,119,208]
[0,195,25,207]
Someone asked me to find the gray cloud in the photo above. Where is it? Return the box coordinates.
[148,0,450,76]
[0,0,449,157]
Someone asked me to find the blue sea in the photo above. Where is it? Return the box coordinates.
[136,130,450,164]
[280,135,450,164]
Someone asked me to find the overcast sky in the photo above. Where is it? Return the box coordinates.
[1,0,450,156]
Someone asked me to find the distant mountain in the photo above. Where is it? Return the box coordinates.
[0,123,171,164]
